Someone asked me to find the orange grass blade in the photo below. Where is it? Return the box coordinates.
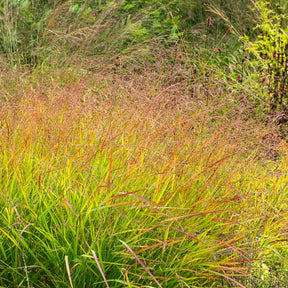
[64,199,79,220]
[120,240,163,288]
[168,226,206,244]
[213,271,246,288]
[135,237,184,254]
[165,209,224,222]
[105,189,145,202]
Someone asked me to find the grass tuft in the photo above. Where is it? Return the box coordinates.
[0,67,286,287]
[0,2,288,286]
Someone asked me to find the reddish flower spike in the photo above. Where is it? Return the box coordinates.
[261,73,268,83]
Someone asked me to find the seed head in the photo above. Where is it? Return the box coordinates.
[261,73,268,83]
[169,12,173,20]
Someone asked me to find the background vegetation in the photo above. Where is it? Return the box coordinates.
[1,0,288,287]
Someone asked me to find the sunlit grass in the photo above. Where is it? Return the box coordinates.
[0,70,288,287]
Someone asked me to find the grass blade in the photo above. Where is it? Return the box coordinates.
[92,250,110,288]
[65,255,74,288]
[120,240,163,288]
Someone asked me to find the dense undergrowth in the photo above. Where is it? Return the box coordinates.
[1,0,288,287]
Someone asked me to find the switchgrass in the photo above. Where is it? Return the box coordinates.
[1,1,288,287]
[0,69,288,287]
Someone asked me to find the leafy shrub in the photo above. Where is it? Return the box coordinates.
[242,1,288,114]
[0,0,256,68]
[0,0,183,67]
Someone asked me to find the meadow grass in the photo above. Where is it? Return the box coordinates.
[1,1,288,287]
[0,67,288,287]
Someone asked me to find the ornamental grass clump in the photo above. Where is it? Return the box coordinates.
[0,69,287,287]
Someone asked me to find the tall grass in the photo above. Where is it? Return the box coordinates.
[0,0,254,69]
[1,1,288,287]
[0,69,287,287]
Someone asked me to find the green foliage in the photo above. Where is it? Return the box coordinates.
[119,0,182,40]
[0,0,61,66]
[0,0,184,67]
[0,0,257,68]
[243,1,288,113]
